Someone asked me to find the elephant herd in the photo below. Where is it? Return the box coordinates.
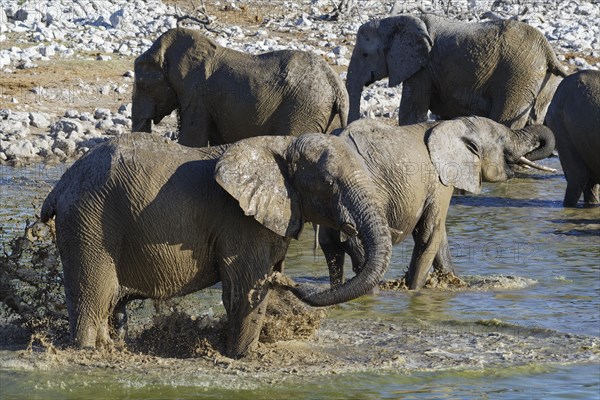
[41,13,600,358]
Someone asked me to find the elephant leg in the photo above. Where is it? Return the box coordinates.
[406,195,451,289]
[490,73,541,129]
[59,229,120,349]
[220,257,273,359]
[318,226,346,287]
[583,182,600,206]
[111,297,131,344]
[399,69,432,125]
[529,73,561,125]
[549,114,591,207]
[432,227,455,274]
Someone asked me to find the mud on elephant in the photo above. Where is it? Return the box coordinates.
[319,117,555,290]
[132,28,349,147]
[346,14,567,130]
[545,70,600,207]
[40,132,391,358]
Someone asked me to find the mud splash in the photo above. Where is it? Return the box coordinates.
[380,269,537,292]
[2,313,598,390]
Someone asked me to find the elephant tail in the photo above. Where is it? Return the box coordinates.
[324,86,350,132]
[545,44,568,78]
[337,93,349,129]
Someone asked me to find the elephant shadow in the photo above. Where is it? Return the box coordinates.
[550,218,600,236]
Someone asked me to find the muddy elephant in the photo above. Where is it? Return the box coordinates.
[40,132,391,358]
[319,117,555,290]
[545,70,600,207]
[132,28,349,147]
[346,14,567,129]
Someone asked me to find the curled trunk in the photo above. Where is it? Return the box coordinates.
[516,125,556,161]
[290,181,392,306]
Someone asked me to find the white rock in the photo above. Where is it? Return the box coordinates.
[51,118,83,135]
[0,119,29,137]
[112,116,131,127]
[94,108,112,119]
[14,9,43,25]
[110,9,125,29]
[29,112,50,128]
[0,7,7,25]
[96,55,112,61]
[33,138,52,156]
[79,112,94,122]
[5,140,37,159]
[106,125,124,136]
[295,13,313,27]
[95,119,114,130]
[0,53,10,67]
[332,45,348,56]
[17,58,37,69]
[40,45,55,57]
[64,109,79,118]
[8,111,30,126]
[53,138,76,156]
[118,103,132,117]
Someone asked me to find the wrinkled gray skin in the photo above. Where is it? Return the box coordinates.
[40,133,391,359]
[546,70,600,207]
[347,14,567,130]
[132,28,349,147]
[319,117,555,290]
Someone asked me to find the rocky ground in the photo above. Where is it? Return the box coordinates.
[1,0,599,165]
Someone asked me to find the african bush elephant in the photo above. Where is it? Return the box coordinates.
[132,28,349,147]
[545,70,600,207]
[346,14,567,129]
[319,117,555,290]
[40,132,391,358]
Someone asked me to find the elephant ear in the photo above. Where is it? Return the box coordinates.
[134,38,166,82]
[426,120,482,194]
[215,136,303,239]
[385,16,432,87]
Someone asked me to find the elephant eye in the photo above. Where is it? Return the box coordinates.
[463,138,480,156]
[362,53,369,58]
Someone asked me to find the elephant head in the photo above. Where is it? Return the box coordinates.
[131,30,185,133]
[427,117,555,194]
[346,15,432,122]
[215,134,393,306]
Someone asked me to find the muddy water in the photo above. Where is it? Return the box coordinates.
[1,156,599,399]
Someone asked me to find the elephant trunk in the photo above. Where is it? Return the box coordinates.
[346,60,366,124]
[131,87,153,133]
[291,177,392,307]
[515,125,556,161]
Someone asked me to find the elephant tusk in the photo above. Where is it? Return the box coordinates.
[518,156,557,173]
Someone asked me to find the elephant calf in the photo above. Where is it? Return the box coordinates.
[319,117,555,289]
[545,70,600,207]
[40,132,391,358]
[132,28,349,147]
